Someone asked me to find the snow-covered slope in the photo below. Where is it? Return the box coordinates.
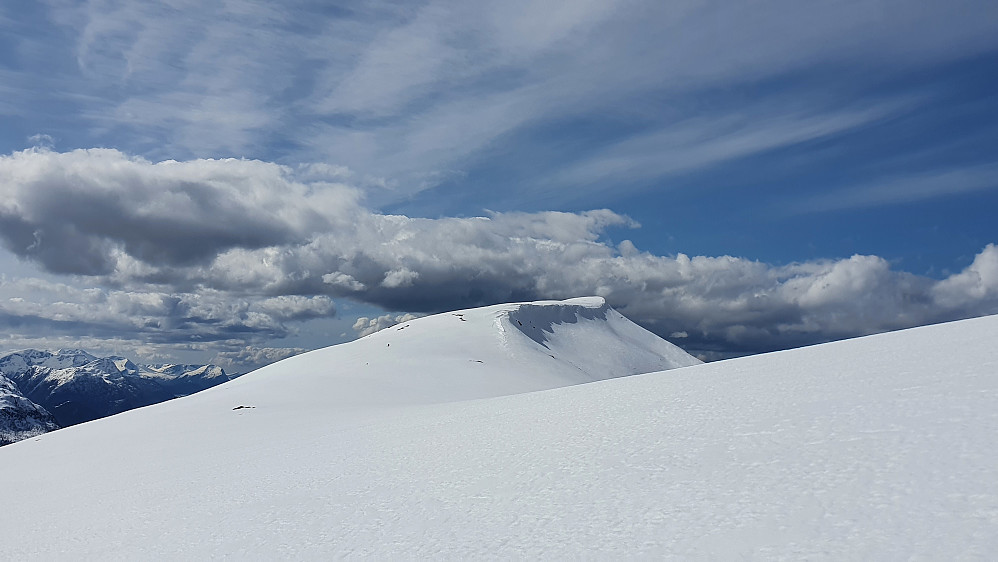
[221,296,698,414]
[1,301,996,559]
[0,374,59,446]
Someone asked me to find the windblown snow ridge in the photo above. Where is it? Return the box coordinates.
[219,296,700,415]
[504,296,611,346]
[499,296,701,381]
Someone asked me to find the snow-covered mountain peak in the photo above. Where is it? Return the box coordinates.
[0,374,59,446]
[182,364,226,379]
[226,297,699,417]
[499,296,609,338]
[0,349,98,373]
[110,357,141,375]
[47,349,99,367]
[496,296,699,380]
[77,357,128,378]
[139,363,229,385]
[52,348,95,358]
[142,364,185,376]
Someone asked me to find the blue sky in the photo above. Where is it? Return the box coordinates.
[1,0,997,370]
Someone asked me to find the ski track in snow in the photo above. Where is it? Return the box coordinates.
[1,299,996,559]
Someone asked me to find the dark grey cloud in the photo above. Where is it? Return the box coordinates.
[1,149,997,364]
[0,278,331,348]
[0,148,355,274]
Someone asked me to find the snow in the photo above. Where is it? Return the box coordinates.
[0,375,59,446]
[215,296,699,417]
[0,349,97,378]
[0,350,233,430]
[1,299,996,559]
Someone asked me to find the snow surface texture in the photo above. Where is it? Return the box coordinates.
[1,299,996,559]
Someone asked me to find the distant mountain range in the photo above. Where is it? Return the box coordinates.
[0,349,235,445]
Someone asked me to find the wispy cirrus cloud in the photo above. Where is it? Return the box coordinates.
[537,98,919,202]
[784,163,998,215]
[296,0,998,200]
[5,0,995,202]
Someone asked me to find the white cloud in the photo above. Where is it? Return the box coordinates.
[27,134,55,149]
[785,164,998,215]
[211,346,307,372]
[932,244,998,309]
[352,313,423,338]
[0,148,361,274]
[322,272,365,291]
[45,0,299,157]
[253,295,336,322]
[381,267,419,289]
[298,0,998,198]
[14,0,995,199]
[543,99,917,199]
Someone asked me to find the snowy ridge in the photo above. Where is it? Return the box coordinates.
[0,374,59,446]
[1,304,995,558]
[137,363,231,395]
[218,296,698,416]
[502,297,700,380]
[0,349,97,378]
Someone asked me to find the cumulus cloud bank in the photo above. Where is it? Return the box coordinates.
[1,148,997,363]
[0,148,358,274]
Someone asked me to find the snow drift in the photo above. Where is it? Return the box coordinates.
[1,300,996,559]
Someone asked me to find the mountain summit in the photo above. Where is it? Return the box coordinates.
[222,296,700,414]
[0,374,59,446]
